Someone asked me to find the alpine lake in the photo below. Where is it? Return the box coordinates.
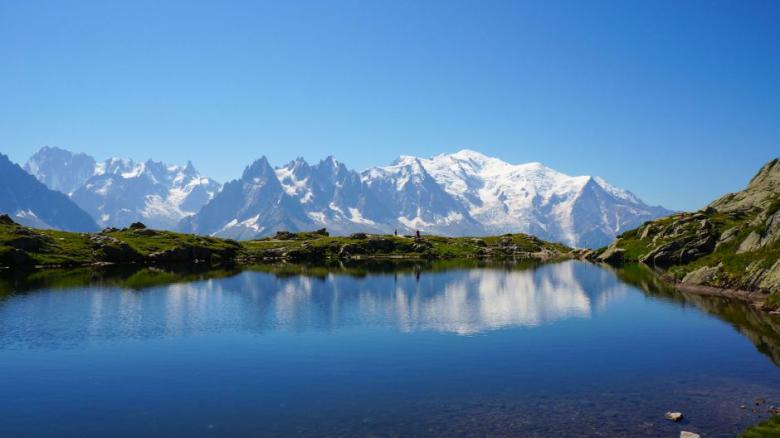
[1,260,779,437]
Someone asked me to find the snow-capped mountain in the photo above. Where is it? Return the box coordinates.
[275,156,386,234]
[360,156,483,235]
[1,153,98,231]
[24,147,220,230]
[184,149,671,247]
[415,150,671,247]
[179,157,313,239]
[24,146,97,195]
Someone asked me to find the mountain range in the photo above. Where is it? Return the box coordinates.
[0,153,98,232]
[25,147,220,230]
[21,146,671,247]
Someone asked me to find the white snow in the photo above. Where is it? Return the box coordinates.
[348,208,376,225]
[358,149,660,246]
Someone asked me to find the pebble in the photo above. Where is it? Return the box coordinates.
[665,411,684,422]
[680,432,700,438]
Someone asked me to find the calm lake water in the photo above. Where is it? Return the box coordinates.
[1,261,779,437]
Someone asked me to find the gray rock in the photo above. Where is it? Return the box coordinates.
[640,240,685,267]
[759,259,780,291]
[664,411,683,422]
[737,231,762,253]
[680,432,700,438]
[716,225,741,248]
[682,265,721,285]
[679,234,716,263]
[597,241,625,265]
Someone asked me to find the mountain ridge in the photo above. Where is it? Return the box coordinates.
[25,147,220,230]
[23,146,672,247]
[181,148,671,247]
[0,153,98,232]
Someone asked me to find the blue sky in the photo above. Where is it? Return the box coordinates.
[1,0,778,211]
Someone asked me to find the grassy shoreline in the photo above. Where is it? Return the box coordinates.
[0,217,574,270]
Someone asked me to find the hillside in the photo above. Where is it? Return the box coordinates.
[0,216,572,269]
[596,158,780,310]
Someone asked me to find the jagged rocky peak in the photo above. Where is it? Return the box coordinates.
[24,145,97,194]
[242,156,276,179]
[24,146,221,230]
[183,150,670,246]
[710,158,780,213]
[23,146,671,247]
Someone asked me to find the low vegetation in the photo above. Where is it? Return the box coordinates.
[0,216,573,270]
[592,157,780,312]
[741,414,780,437]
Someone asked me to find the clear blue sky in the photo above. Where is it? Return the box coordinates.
[1,0,778,210]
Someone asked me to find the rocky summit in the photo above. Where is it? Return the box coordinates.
[596,158,780,310]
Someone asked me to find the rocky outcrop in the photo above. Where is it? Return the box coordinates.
[0,214,16,226]
[597,158,780,311]
[682,265,721,285]
[710,158,779,212]
[596,243,624,265]
[89,234,143,264]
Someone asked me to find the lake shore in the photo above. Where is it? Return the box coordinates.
[0,217,574,270]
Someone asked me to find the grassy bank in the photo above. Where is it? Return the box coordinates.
[0,216,573,269]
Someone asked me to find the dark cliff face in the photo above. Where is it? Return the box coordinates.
[599,158,780,308]
[0,154,99,232]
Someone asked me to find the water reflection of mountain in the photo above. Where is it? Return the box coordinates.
[0,262,631,348]
[3,261,779,363]
[225,261,633,335]
[613,264,780,366]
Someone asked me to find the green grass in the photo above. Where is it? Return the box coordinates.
[0,221,573,269]
[599,198,780,313]
[741,415,780,437]
[104,229,239,255]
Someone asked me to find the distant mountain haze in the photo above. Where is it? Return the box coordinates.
[23,147,672,247]
[0,153,98,231]
[25,147,220,230]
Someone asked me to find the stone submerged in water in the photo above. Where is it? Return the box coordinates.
[680,431,700,438]
[664,411,683,422]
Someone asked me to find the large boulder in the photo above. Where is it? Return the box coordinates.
[759,260,780,291]
[679,234,716,263]
[682,265,721,285]
[597,242,625,265]
[737,231,762,254]
[128,222,147,230]
[90,235,143,263]
[6,230,52,252]
[640,240,685,267]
